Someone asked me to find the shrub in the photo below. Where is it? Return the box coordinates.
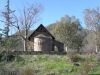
[6,54,15,62]
[96,53,100,61]
[15,55,25,62]
[68,54,81,62]
[0,52,3,62]
[0,51,15,62]
[21,67,34,75]
[80,61,95,75]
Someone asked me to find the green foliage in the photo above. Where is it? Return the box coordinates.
[0,51,15,62]
[0,51,5,62]
[96,53,100,61]
[48,15,86,52]
[15,55,25,67]
[0,37,20,51]
[80,61,95,75]
[0,37,21,63]
[69,54,81,62]
[0,54,100,75]
[89,62,100,74]
[68,53,87,65]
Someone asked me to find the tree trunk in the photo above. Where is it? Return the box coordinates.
[23,29,28,51]
[95,29,98,53]
[96,45,98,53]
[23,39,27,51]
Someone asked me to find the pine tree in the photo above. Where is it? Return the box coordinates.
[2,0,15,38]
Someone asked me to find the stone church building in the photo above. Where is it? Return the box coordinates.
[27,24,64,52]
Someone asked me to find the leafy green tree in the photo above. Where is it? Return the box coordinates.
[48,15,85,52]
[0,37,20,62]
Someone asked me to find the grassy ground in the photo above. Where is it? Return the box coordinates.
[0,54,100,75]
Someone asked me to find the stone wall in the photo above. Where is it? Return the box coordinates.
[34,37,54,52]
[28,32,54,52]
[54,40,64,52]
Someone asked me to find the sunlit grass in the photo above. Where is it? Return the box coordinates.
[0,54,100,75]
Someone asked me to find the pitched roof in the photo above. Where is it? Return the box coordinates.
[28,24,55,40]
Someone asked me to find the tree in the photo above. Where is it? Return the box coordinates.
[0,0,16,63]
[48,15,85,52]
[13,3,42,51]
[0,0,15,38]
[84,8,100,52]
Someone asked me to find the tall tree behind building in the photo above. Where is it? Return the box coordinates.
[84,8,100,52]
[1,0,15,37]
[48,15,85,52]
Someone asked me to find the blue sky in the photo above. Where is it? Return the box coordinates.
[0,0,100,29]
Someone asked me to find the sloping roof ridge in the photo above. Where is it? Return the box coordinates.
[28,24,55,40]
